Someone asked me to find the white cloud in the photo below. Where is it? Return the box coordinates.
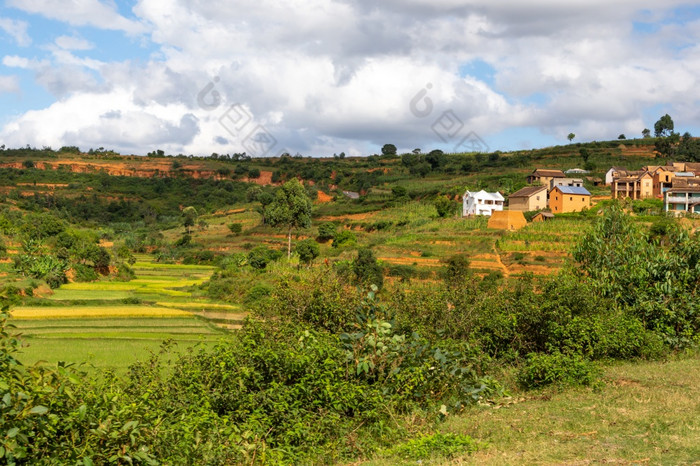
[0,75,20,94]
[55,35,94,51]
[1,0,700,154]
[0,17,31,46]
[6,0,145,35]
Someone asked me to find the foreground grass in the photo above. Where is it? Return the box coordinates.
[368,353,700,465]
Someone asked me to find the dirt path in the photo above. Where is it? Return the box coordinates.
[492,244,510,278]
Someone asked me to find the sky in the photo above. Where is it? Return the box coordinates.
[1,1,700,157]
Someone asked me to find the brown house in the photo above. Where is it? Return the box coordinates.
[527,169,566,188]
[508,185,548,212]
[650,166,678,198]
[549,186,591,213]
[612,172,654,200]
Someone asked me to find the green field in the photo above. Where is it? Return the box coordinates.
[10,259,241,371]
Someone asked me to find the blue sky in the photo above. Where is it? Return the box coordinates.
[1,0,700,156]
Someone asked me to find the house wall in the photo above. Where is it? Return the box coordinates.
[549,189,590,213]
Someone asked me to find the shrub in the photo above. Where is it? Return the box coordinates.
[247,168,261,179]
[227,223,243,234]
[317,222,337,242]
[353,248,383,290]
[245,283,273,304]
[247,246,281,270]
[386,432,481,460]
[72,264,99,282]
[434,196,455,218]
[517,352,599,389]
[331,229,356,248]
[441,254,471,286]
[0,237,6,259]
[295,239,320,264]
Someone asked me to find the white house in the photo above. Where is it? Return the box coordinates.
[463,190,504,217]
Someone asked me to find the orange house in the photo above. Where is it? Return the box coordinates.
[549,186,591,213]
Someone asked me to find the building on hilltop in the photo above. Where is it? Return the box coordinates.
[549,186,591,213]
[527,169,566,188]
[611,171,653,200]
[508,185,548,212]
[462,190,504,217]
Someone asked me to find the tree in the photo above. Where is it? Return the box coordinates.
[381,144,397,156]
[425,149,445,169]
[642,128,651,138]
[182,206,198,234]
[618,134,626,140]
[228,223,243,234]
[654,114,674,137]
[296,239,320,264]
[391,185,408,200]
[434,196,454,218]
[353,248,383,289]
[567,133,575,143]
[579,148,590,162]
[317,222,337,242]
[265,179,312,259]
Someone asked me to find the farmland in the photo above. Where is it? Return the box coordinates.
[1,142,699,463]
[9,259,240,371]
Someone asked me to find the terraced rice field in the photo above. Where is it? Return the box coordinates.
[11,258,245,371]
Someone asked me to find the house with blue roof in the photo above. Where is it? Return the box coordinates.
[549,185,591,213]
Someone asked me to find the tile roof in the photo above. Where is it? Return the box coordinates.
[532,169,565,177]
[509,185,547,198]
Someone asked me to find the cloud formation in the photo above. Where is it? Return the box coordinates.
[1,0,699,155]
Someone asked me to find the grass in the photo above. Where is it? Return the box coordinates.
[11,305,191,318]
[365,352,700,465]
[13,316,229,371]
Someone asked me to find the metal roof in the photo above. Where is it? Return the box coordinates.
[553,186,591,196]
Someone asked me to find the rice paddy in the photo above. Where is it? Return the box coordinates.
[10,258,242,371]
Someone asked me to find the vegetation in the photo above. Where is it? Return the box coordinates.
[1,135,699,463]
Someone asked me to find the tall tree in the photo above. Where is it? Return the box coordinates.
[182,206,197,235]
[381,144,397,156]
[654,114,674,137]
[567,133,575,143]
[265,179,312,258]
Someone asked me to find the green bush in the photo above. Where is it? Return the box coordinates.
[244,283,273,304]
[353,248,383,290]
[227,223,243,234]
[246,246,283,270]
[295,239,320,264]
[72,263,99,282]
[317,222,337,242]
[517,351,599,389]
[331,229,356,248]
[386,432,481,460]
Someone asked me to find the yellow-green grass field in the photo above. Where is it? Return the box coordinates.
[10,258,238,372]
[365,352,700,465]
[14,317,228,371]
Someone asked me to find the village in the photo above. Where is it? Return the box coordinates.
[463,161,700,229]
